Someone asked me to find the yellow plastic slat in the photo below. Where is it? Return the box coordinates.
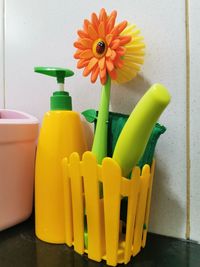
[82,152,104,261]
[69,152,84,254]
[142,160,155,247]
[62,157,73,247]
[124,167,141,264]
[132,164,150,256]
[102,158,121,266]
[121,177,131,197]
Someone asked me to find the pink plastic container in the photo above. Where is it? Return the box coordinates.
[0,109,39,230]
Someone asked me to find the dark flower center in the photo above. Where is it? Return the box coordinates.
[93,38,107,58]
[96,41,106,55]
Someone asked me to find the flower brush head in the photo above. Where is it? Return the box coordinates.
[115,24,145,84]
[74,8,145,85]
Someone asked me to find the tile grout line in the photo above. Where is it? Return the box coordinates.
[2,0,5,108]
[185,0,191,240]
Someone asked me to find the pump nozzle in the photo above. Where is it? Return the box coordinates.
[34,67,74,110]
[34,67,74,83]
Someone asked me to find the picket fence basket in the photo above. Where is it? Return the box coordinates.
[62,151,155,266]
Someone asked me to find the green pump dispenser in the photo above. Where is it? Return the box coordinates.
[34,67,74,110]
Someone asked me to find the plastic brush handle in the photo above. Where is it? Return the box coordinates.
[112,83,171,177]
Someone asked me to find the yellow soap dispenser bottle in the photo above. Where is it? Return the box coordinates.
[34,67,87,243]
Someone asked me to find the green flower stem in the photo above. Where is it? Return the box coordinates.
[92,76,111,163]
[84,76,111,246]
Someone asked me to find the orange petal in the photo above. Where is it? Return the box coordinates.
[106,10,117,33]
[110,39,120,49]
[116,20,128,34]
[77,30,89,38]
[108,68,117,80]
[91,12,99,30]
[101,75,107,85]
[83,65,93,77]
[83,19,90,32]
[88,24,99,40]
[80,49,93,59]
[118,35,132,45]
[74,49,82,59]
[98,21,105,38]
[110,25,118,36]
[74,41,85,50]
[99,8,107,22]
[87,57,98,71]
[98,57,105,70]
[91,65,99,83]
[77,59,90,69]
[106,47,112,57]
[110,49,116,60]
[108,10,117,20]
[106,59,114,72]
[100,68,107,85]
[116,46,126,56]
[79,38,94,48]
[114,57,124,68]
[111,21,127,36]
[106,16,115,34]
[106,34,113,45]
[100,67,106,78]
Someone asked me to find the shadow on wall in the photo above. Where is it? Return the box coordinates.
[110,74,151,115]
[149,161,185,237]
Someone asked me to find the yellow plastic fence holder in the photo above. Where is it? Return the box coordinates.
[132,164,151,256]
[62,157,73,247]
[102,157,122,266]
[81,152,105,261]
[142,159,155,247]
[62,151,154,266]
[68,153,84,254]
[124,167,141,264]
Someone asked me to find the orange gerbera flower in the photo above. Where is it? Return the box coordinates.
[74,8,132,85]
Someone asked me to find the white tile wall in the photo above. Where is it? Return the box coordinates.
[190,0,200,242]
[1,0,198,240]
[0,0,4,108]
